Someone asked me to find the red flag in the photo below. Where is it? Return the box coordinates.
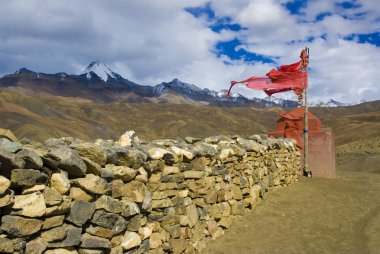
[227,49,308,97]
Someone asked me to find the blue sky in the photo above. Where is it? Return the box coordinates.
[0,0,379,103]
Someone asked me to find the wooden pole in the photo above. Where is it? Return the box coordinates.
[304,47,311,177]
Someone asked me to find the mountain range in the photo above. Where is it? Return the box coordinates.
[0,61,351,108]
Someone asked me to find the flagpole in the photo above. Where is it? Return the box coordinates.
[304,47,311,177]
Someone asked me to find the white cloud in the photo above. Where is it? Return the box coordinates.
[0,0,379,103]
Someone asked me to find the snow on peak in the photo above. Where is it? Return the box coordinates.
[82,61,121,81]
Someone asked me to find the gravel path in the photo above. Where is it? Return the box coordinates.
[205,169,380,254]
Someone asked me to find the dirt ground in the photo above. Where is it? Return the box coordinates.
[205,155,380,254]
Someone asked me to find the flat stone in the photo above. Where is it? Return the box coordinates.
[1,215,43,236]
[218,217,233,229]
[44,186,63,206]
[169,239,188,254]
[115,147,147,169]
[91,210,128,234]
[170,146,194,161]
[45,196,71,216]
[73,174,110,194]
[86,225,114,238]
[51,170,70,194]
[82,157,102,176]
[44,247,79,254]
[81,233,111,249]
[184,171,204,179]
[149,232,162,249]
[41,224,71,242]
[67,200,95,226]
[22,184,46,194]
[0,148,25,176]
[120,231,141,250]
[0,138,22,153]
[11,168,47,187]
[17,148,43,169]
[43,215,65,229]
[110,246,123,254]
[118,180,148,202]
[70,142,107,166]
[151,198,173,209]
[95,195,140,217]
[69,187,92,202]
[127,214,143,232]
[48,146,87,177]
[0,189,14,207]
[13,192,46,217]
[138,226,152,240]
[48,226,82,248]
[186,204,199,228]
[105,164,136,182]
[0,237,14,253]
[0,175,11,195]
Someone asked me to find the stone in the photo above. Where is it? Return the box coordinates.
[82,157,102,176]
[116,130,140,147]
[95,195,140,217]
[67,200,95,226]
[11,168,47,187]
[80,233,111,249]
[138,226,152,240]
[163,166,180,175]
[0,138,22,153]
[105,164,136,182]
[22,184,46,194]
[115,147,147,169]
[47,226,82,248]
[0,175,11,195]
[170,146,194,161]
[143,146,172,160]
[110,246,123,254]
[184,171,204,179]
[45,196,71,216]
[44,248,78,254]
[70,142,107,166]
[86,225,114,238]
[0,237,14,253]
[13,192,46,217]
[43,215,65,229]
[207,220,218,235]
[41,224,72,242]
[91,210,128,234]
[127,214,143,232]
[120,180,148,202]
[48,146,87,177]
[0,128,17,142]
[1,215,43,236]
[186,204,199,228]
[73,174,110,194]
[120,231,141,250]
[149,232,162,249]
[169,239,188,254]
[218,217,233,229]
[51,170,70,194]
[151,198,173,209]
[17,148,43,169]
[0,148,25,176]
[44,186,63,206]
[78,250,104,254]
[204,188,218,204]
[0,189,14,207]
[69,187,93,202]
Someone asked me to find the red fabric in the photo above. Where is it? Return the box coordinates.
[227,50,308,97]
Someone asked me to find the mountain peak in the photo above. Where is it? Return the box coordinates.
[82,61,123,82]
[15,68,36,75]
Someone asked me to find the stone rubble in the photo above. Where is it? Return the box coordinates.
[0,131,301,253]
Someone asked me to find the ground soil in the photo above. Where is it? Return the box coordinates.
[205,155,380,254]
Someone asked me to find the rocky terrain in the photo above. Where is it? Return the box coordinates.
[0,130,301,253]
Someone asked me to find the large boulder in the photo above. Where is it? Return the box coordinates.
[47,147,87,177]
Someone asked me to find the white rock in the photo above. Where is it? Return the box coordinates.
[138,226,152,240]
[117,130,139,147]
[120,231,141,250]
[13,192,46,217]
[51,170,70,195]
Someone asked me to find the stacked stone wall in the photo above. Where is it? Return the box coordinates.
[0,133,301,254]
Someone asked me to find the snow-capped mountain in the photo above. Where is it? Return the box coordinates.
[0,62,357,108]
[81,61,124,82]
[309,99,352,107]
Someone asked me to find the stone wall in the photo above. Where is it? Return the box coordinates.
[0,132,301,254]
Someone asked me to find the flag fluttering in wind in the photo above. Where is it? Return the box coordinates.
[227,49,308,97]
